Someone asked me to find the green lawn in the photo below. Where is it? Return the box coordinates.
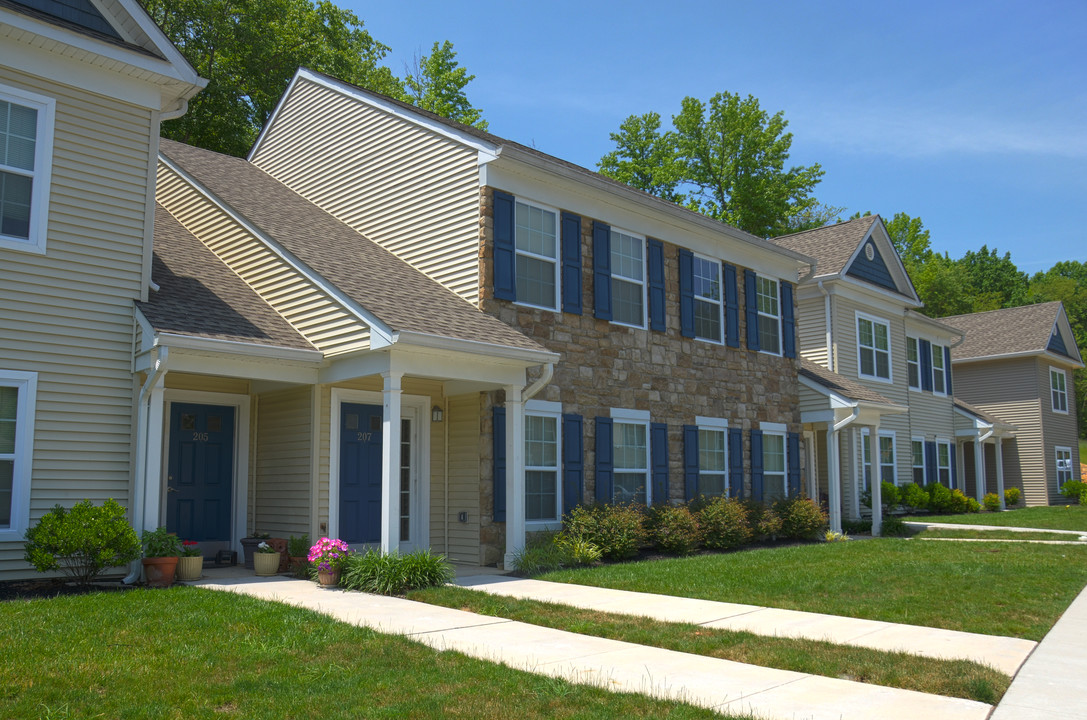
[916,527,1083,541]
[0,587,730,720]
[918,505,1087,531]
[538,539,1087,640]
[410,585,1008,704]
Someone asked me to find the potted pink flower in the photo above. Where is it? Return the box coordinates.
[308,537,349,588]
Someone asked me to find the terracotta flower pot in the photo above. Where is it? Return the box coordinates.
[254,552,281,576]
[317,569,341,588]
[176,555,203,581]
[142,556,179,588]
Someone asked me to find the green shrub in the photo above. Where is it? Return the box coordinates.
[646,504,701,555]
[880,515,909,537]
[512,536,564,575]
[23,500,141,585]
[1004,487,1021,507]
[773,495,828,540]
[824,530,850,542]
[744,501,782,541]
[1060,480,1087,502]
[950,489,974,514]
[983,493,1001,512]
[695,496,752,550]
[562,503,647,560]
[927,483,955,513]
[553,533,602,566]
[861,481,900,510]
[142,526,182,557]
[341,549,452,595]
[966,496,982,513]
[286,534,310,557]
[842,519,872,535]
[899,482,929,512]
[1081,488,1087,507]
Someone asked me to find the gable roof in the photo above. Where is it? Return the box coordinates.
[138,206,315,352]
[799,358,900,407]
[158,139,548,357]
[954,397,1015,429]
[944,301,1083,367]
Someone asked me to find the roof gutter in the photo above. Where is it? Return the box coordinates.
[522,362,554,401]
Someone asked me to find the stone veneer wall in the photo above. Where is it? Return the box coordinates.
[475,186,803,564]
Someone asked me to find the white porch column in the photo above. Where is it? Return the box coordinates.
[869,423,882,537]
[974,440,987,504]
[143,378,167,533]
[380,371,403,553]
[826,424,842,534]
[995,437,1006,510]
[503,385,526,569]
[955,441,966,491]
[850,428,861,520]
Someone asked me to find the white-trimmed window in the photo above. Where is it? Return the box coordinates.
[697,416,728,496]
[524,400,561,523]
[0,370,36,539]
[862,429,896,488]
[1056,447,1074,493]
[756,276,781,354]
[936,440,952,486]
[762,422,787,502]
[610,228,645,327]
[857,314,891,381]
[611,408,649,504]
[514,200,559,310]
[906,337,921,390]
[1051,368,1068,413]
[911,439,926,485]
[0,85,54,253]
[931,343,947,395]
[693,255,723,343]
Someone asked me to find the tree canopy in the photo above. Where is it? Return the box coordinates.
[404,41,487,130]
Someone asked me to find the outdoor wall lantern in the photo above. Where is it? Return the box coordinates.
[431,405,444,423]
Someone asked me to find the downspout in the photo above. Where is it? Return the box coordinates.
[834,405,859,433]
[523,363,554,401]
[443,393,449,556]
[125,345,168,584]
[817,281,834,372]
[160,98,189,122]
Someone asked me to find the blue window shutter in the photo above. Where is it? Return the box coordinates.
[650,422,669,505]
[925,441,937,486]
[750,429,764,502]
[647,238,666,332]
[593,222,612,320]
[493,191,516,302]
[493,406,506,522]
[944,346,953,395]
[920,340,933,392]
[678,249,695,338]
[949,444,958,490]
[561,212,583,315]
[594,417,613,502]
[728,428,744,498]
[724,263,740,348]
[683,425,699,501]
[782,281,796,358]
[562,414,584,515]
[744,269,760,351]
[788,432,801,497]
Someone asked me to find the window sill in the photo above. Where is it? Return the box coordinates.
[858,373,894,385]
[0,235,46,255]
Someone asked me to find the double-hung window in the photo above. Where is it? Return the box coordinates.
[1051,368,1068,413]
[911,439,925,485]
[931,343,947,395]
[862,430,896,488]
[524,402,561,523]
[761,425,787,502]
[610,229,645,327]
[1056,447,1073,493]
[936,441,952,486]
[756,276,781,354]
[612,411,649,504]
[857,314,891,381]
[693,256,723,343]
[906,337,921,389]
[697,418,728,496]
[514,201,559,310]
[0,86,54,253]
[0,371,36,538]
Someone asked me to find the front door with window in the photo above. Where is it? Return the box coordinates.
[339,403,383,544]
[166,403,235,542]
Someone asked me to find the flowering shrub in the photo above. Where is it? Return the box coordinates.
[308,537,350,572]
[255,541,277,554]
[181,540,202,557]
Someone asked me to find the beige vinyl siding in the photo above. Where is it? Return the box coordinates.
[798,384,829,415]
[797,297,828,367]
[1038,361,1081,503]
[155,163,371,354]
[250,78,482,304]
[253,387,312,536]
[446,393,481,564]
[165,373,250,395]
[0,69,153,578]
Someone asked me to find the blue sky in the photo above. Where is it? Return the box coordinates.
[346,0,1086,274]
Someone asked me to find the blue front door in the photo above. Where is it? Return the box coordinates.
[167,403,235,542]
[340,403,383,544]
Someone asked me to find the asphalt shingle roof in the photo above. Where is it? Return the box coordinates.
[769,215,878,277]
[139,207,315,351]
[799,358,901,407]
[953,397,1012,428]
[943,302,1066,361]
[159,139,547,355]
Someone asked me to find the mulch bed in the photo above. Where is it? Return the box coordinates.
[0,577,135,602]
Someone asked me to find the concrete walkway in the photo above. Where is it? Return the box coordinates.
[456,575,1035,675]
[195,574,991,720]
[904,520,1087,537]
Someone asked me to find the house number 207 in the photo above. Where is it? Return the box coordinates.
[191,432,209,442]
[357,432,373,441]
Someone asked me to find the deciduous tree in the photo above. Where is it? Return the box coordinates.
[404,41,487,130]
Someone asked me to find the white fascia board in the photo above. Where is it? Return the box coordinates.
[953,350,1084,369]
[953,405,991,432]
[113,0,203,85]
[159,153,394,345]
[815,277,922,315]
[133,306,156,354]
[153,332,323,363]
[393,330,558,365]
[904,310,964,343]
[799,375,856,410]
[483,150,811,281]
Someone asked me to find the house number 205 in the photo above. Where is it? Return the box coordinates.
[192,432,209,441]
[357,432,373,442]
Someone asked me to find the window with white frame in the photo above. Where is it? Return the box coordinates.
[1056,447,1074,493]
[693,255,723,343]
[612,411,649,504]
[857,315,891,381]
[756,276,781,354]
[906,337,921,390]
[0,86,54,253]
[697,417,728,496]
[862,430,896,488]
[936,441,952,486]
[931,343,947,395]
[610,229,645,327]
[524,402,561,523]
[513,200,559,310]
[911,439,925,485]
[1052,368,1068,413]
[0,371,35,536]
[762,425,787,502]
